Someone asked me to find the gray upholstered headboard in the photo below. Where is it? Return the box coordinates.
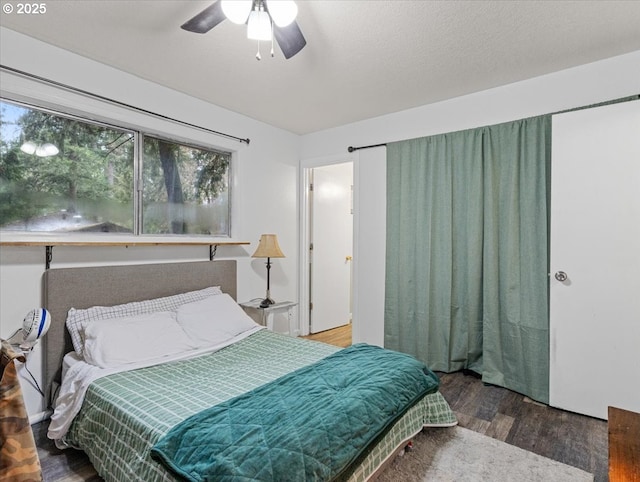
[43,260,237,407]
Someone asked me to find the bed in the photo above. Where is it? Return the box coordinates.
[43,260,456,481]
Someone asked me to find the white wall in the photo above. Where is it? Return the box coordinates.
[0,28,300,420]
[301,50,640,348]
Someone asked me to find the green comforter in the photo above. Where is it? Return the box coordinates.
[151,343,439,482]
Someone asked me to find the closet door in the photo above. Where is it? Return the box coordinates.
[549,100,640,420]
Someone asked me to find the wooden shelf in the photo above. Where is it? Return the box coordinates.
[0,240,249,247]
[0,240,251,268]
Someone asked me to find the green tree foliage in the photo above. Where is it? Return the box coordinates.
[0,103,134,229]
[194,148,229,204]
[143,137,229,234]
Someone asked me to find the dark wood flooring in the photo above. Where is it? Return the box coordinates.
[437,370,607,481]
[34,325,608,481]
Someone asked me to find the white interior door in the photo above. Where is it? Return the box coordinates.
[549,100,640,420]
[310,162,353,333]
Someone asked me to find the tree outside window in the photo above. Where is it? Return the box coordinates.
[0,100,231,236]
[143,137,230,236]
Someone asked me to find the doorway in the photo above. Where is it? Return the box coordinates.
[301,161,354,335]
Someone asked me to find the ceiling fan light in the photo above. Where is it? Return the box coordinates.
[35,143,59,157]
[266,0,297,27]
[20,141,37,155]
[221,0,252,24]
[247,9,271,41]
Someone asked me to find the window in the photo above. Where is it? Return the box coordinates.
[0,100,231,236]
[142,136,230,235]
[0,101,135,233]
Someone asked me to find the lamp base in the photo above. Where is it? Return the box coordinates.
[259,297,275,308]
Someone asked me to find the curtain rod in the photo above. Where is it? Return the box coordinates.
[0,64,251,146]
[347,143,387,153]
[346,96,639,154]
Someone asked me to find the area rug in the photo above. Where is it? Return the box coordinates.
[376,426,593,482]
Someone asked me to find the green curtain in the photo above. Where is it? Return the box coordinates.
[385,115,551,403]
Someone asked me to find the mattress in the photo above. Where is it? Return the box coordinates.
[62,330,457,481]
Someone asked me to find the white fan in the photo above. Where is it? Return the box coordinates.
[6,308,51,350]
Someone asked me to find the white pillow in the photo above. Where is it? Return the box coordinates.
[66,286,223,356]
[82,311,199,368]
[176,294,259,348]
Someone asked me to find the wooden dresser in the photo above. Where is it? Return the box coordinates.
[609,406,640,481]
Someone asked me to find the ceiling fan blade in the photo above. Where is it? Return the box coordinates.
[181,1,226,34]
[274,21,307,59]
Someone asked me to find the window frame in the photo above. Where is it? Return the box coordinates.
[0,96,234,239]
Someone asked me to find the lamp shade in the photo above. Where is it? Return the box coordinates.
[252,234,285,258]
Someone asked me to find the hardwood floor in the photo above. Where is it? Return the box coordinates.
[34,324,608,481]
[302,323,352,347]
[438,371,607,481]
[608,407,640,481]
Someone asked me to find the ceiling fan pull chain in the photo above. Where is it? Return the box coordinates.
[256,40,262,60]
[271,22,275,57]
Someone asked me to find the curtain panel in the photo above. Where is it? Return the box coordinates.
[385,115,551,403]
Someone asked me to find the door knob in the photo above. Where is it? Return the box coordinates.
[554,271,568,282]
[345,256,353,262]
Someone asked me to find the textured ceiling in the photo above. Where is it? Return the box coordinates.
[2,1,640,134]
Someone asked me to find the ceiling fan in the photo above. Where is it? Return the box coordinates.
[181,0,306,60]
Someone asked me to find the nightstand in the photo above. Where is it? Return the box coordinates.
[239,300,298,336]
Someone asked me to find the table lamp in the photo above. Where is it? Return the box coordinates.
[252,234,285,308]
